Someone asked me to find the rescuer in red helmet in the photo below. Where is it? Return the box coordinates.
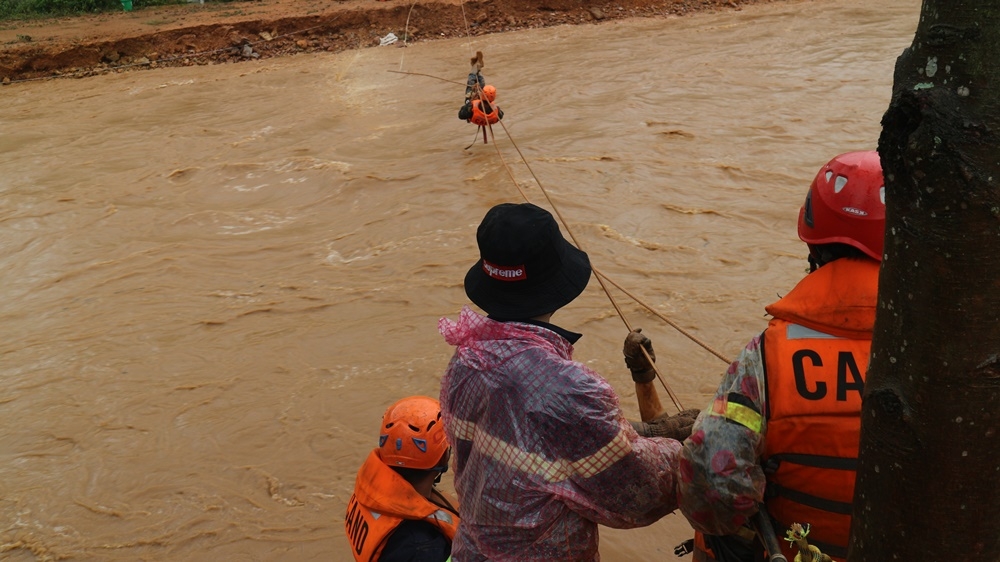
[344,396,460,562]
[674,151,886,562]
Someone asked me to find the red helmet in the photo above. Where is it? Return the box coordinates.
[378,396,448,470]
[798,151,886,261]
[482,85,497,103]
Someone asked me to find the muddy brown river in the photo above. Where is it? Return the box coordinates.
[0,0,919,559]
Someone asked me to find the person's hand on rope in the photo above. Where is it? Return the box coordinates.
[631,409,701,441]
[623,328,656,383]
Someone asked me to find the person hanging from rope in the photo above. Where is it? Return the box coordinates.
[344,396,461,562]
[463,51,485,103]
[438,202,700,561]
[674,151,887,562]
[458,51,503,128]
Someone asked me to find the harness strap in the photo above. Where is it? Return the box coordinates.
[767,482,852,515]
[766,453,857,471]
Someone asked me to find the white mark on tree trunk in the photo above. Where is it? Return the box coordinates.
[926,57,938,77]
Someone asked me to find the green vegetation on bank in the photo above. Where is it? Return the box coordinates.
[0,0,170,19]
[0,0,247,21]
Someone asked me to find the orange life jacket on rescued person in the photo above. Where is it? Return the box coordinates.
[344,450,460,562]
[470,98,500,126]
[693,258,879,562]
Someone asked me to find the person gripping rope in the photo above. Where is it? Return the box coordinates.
[345,396,461,562]
[458,52,503,127]
[458,84,503,127]
[676,151,887,562]
[438,202,699,561]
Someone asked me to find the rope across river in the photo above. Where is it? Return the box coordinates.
[387,59,734,413]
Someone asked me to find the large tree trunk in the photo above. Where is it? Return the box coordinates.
[850,2,1000,560]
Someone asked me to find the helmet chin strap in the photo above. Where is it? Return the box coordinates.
[431,448,451,483]
[808,252,821,273]
[807,242,871,273]
[807,244,825,272]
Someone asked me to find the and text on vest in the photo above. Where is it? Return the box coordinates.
[791,350,865,401]
[345,495,369,555]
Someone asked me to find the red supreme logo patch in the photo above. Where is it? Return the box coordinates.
[483,260,526,281]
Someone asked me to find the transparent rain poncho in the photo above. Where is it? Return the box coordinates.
[439,307,682,561]
[678,337,768,535]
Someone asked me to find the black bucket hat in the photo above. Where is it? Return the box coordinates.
[464,203,592,320]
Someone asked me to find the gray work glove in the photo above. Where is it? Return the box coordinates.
[631,409,701,441]
[623,328,656,383]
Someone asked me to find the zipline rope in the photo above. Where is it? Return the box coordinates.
[482,119,687,412]
[6,4,732,408]
[396,12,703,414]
[386,66,734,384]
[446,4,734,409]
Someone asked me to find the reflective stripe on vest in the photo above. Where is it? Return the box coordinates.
[448,416,632,482]
[710,394,763,434]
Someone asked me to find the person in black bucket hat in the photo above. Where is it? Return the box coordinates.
[464,202,592,320]
[437,202,701,561]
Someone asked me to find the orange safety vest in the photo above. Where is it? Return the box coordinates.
[470,98,500,126]
[345,450,460,562]
[693,258,879,562]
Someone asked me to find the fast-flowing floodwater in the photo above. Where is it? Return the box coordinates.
[0,0,919,559]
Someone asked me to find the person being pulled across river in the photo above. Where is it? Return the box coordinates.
[345,396,461,562]
[463,51,485,102]
[459,51,503,128]
[438,202,700,561]
[676,151,887,562]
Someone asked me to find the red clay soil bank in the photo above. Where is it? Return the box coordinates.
[0,0,771,83]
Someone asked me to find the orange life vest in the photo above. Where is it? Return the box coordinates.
[693,258,879,562]
[470,98,500,126]
[345,450,460,562]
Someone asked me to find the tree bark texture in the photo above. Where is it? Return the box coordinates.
[850,1,1000,560]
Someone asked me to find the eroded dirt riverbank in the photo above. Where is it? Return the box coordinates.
[1,0,772,83]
